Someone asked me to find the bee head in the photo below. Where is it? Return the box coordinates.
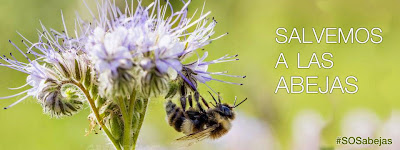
[208,91,247,119]
[217,104,233,118]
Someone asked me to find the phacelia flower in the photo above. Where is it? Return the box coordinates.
[86,26,136,98]
[0,0,246,149]
[0,0,244,115]
[0,14,91,117]
[83,0,235,97]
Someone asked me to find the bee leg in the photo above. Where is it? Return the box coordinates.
[180,84,187,112]
[194,91,205,112]
[188,93,193,108]
[208,91,218,104]
[200,96,210,109]
[180,96,186,112]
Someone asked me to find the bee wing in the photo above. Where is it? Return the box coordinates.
[175,124,218,146]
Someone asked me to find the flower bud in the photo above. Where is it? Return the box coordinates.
[95,96,106,108]
[38,79,84,117]
[99,68,136,99]
[131,112,141,133]
[134,99,145,113]
[140,71,168,98]
[109,112,124,141]
[165,81,179,99]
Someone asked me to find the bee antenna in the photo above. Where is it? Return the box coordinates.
[217,92,222,104]
[234,98,248,108]
[210,102,216,107]
[208,91,218,104]
[233,96,238,106]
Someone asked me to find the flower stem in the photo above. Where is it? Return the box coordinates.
[131,98,149,150]
[70,81,122,150]
[128,90,137,119]
[117,97,131,149]
[126,91,137,148]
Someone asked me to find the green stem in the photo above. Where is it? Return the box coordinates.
[128,90,137,118]
[118,97,131,150]
[69,81,122,150]
[131,98,149,150]
[127,90,137,148]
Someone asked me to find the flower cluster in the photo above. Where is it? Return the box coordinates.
[0,0,244,149]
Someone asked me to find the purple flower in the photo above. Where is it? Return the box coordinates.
[87,27,133,76]
[182,51,246,90]
[154,33,185,74]
[0,14,89,114]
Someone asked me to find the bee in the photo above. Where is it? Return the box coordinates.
[165,86,247,145]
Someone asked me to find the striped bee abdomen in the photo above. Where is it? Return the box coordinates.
[165,100,185,132]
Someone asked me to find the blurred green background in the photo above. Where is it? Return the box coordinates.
[1,0,400,149]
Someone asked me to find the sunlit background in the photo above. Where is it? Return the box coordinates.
[0,0,400,150]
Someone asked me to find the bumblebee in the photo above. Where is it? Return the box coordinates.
[165,86,247,144]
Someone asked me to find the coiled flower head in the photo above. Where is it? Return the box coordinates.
[0,14,91,118]
[38,80,85,117]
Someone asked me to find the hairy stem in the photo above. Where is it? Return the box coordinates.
[125,90,137,148]
[128,90,137,120]
[118,97,131,149]
[69,81,122,150]
[131,98,149,150]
